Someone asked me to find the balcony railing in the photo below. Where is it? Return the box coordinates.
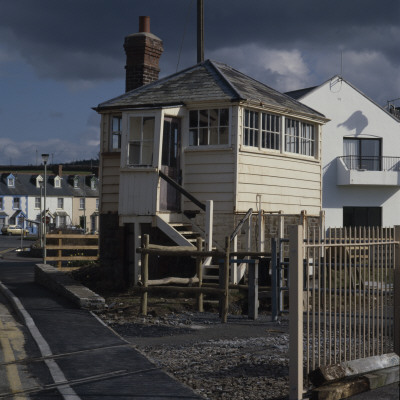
[339,156,400,172]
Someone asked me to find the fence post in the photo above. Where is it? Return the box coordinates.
[221,236,230,323]
[248,260,259,320]
[57,230,62,269]
[196,237,204,313]
[289,225,304,400]
[271,238,278,321]
[205,200,213,252]
[140,234,149,316]
[394,226,400,356]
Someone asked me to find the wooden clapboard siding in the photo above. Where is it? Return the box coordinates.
[100,153,121,213]
[183,150,235,213]
[119,170,158,215]
[237,151,321,214]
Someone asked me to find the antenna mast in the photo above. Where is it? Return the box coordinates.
[197,0,204,63]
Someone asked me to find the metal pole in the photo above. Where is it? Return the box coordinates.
[197,0,204,63]
[289,225,304,400]
[43,161,47,264]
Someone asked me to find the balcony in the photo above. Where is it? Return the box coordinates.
[337,156,400,186]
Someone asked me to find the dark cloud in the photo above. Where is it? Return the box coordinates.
[0,0,398,103]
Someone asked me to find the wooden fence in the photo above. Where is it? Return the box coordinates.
[137,234,267,323]
[45,231,99,269]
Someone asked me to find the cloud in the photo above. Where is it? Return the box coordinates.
[0,137,99,166]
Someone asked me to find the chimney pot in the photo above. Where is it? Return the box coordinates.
[139,16,150,33]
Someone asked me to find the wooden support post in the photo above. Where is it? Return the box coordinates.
[394,226,400,356]
[221,236,230,323]
[258,210,265,252]
[57,230,62,269]
[196,237,203,313]
[271,238,278,321]
[289,225,304,400]
[140,234,149,316]
[205,200,213,252]
[248,260,259,320]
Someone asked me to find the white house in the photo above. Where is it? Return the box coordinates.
[286,76,400,228]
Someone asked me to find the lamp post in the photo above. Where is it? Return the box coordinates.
[42,153,49,264]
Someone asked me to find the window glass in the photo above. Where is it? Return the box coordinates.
[111,116,122,151]
[128,116,155,166]
[35,198,40,208]
[284,118,314,156]
[57,198,64,209]
[13,198,20,209]
[0,197,3,209]
[343,138,381,171]
[189,108,230,146]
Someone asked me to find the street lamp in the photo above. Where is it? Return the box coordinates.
[42,153,49,264]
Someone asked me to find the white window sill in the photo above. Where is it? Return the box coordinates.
[121,166,157,172]
[184,146,233,153]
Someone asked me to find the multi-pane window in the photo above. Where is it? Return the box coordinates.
[13,197,20,209]
[57,198,64,209]
[243,110,281,150]
[285,118,315,156]
[8,177,14,187]
[243,110,259,147]
[55,177,61,188]
[80,198,85,210]
[96,198,99,210]
[128,116,155,166]
[111,115,122,151]
[35,197,41,209]
[262,113,280,150]
[73,177,79,188]
[189,108,229,146]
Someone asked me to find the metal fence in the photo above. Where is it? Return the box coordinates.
[288,225,400,400]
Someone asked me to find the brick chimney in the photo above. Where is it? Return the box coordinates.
[124,16,164,92]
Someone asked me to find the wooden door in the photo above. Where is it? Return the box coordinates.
[160,118,181,211]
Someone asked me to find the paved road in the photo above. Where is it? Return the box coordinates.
[0,257,200,399]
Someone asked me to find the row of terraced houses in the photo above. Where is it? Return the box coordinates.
[0,167,99,234]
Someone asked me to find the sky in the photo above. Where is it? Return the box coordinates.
[0,0,399,166]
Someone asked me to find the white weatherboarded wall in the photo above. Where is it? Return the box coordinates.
[237,151,321,214]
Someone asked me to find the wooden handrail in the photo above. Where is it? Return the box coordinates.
[158,170,206,211]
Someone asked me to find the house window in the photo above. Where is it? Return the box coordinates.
[0,217,5,228]
[13,197,20,209]
[0,197,3,209]
[243,109,281,150]
[35,197,41,209]
[80,198,85,209]
[73,177,79,188]
[90,178,96,190]
[17,216,24,226]
[36,175,43,188]
[57,198,64,209]
[285,119,315,156]
[343,138,381,171]
[111,115,122,151]
[54,177,61,188]
[7,177,15,187]
[343,206,382,227]
[96,198,99,210]
[59,216,66,227]
[189,108,229,146]
[128,116,155,166]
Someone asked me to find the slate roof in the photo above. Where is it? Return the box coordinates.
[285,86,317,100]
[95,60,324,119]
[0,173,99,197]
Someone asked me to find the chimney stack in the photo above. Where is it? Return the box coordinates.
[124,16,163,92]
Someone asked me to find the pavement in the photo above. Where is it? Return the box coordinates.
[0,257,201,399]
[0,251,398,400]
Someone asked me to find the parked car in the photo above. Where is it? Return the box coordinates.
[1,225,29,236]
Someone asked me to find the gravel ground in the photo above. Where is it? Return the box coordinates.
[95,304,292,400]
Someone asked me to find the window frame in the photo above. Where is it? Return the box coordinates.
[57,197,64,209]
[0,197,3,209]
[189,108,230,147]
[243,109,281,151]
[13,197,20,209]
[79,198,85,210]
[35,197,41,209]
[284,118,315,157]
[127,115,156,167]
[110,115,122,152]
